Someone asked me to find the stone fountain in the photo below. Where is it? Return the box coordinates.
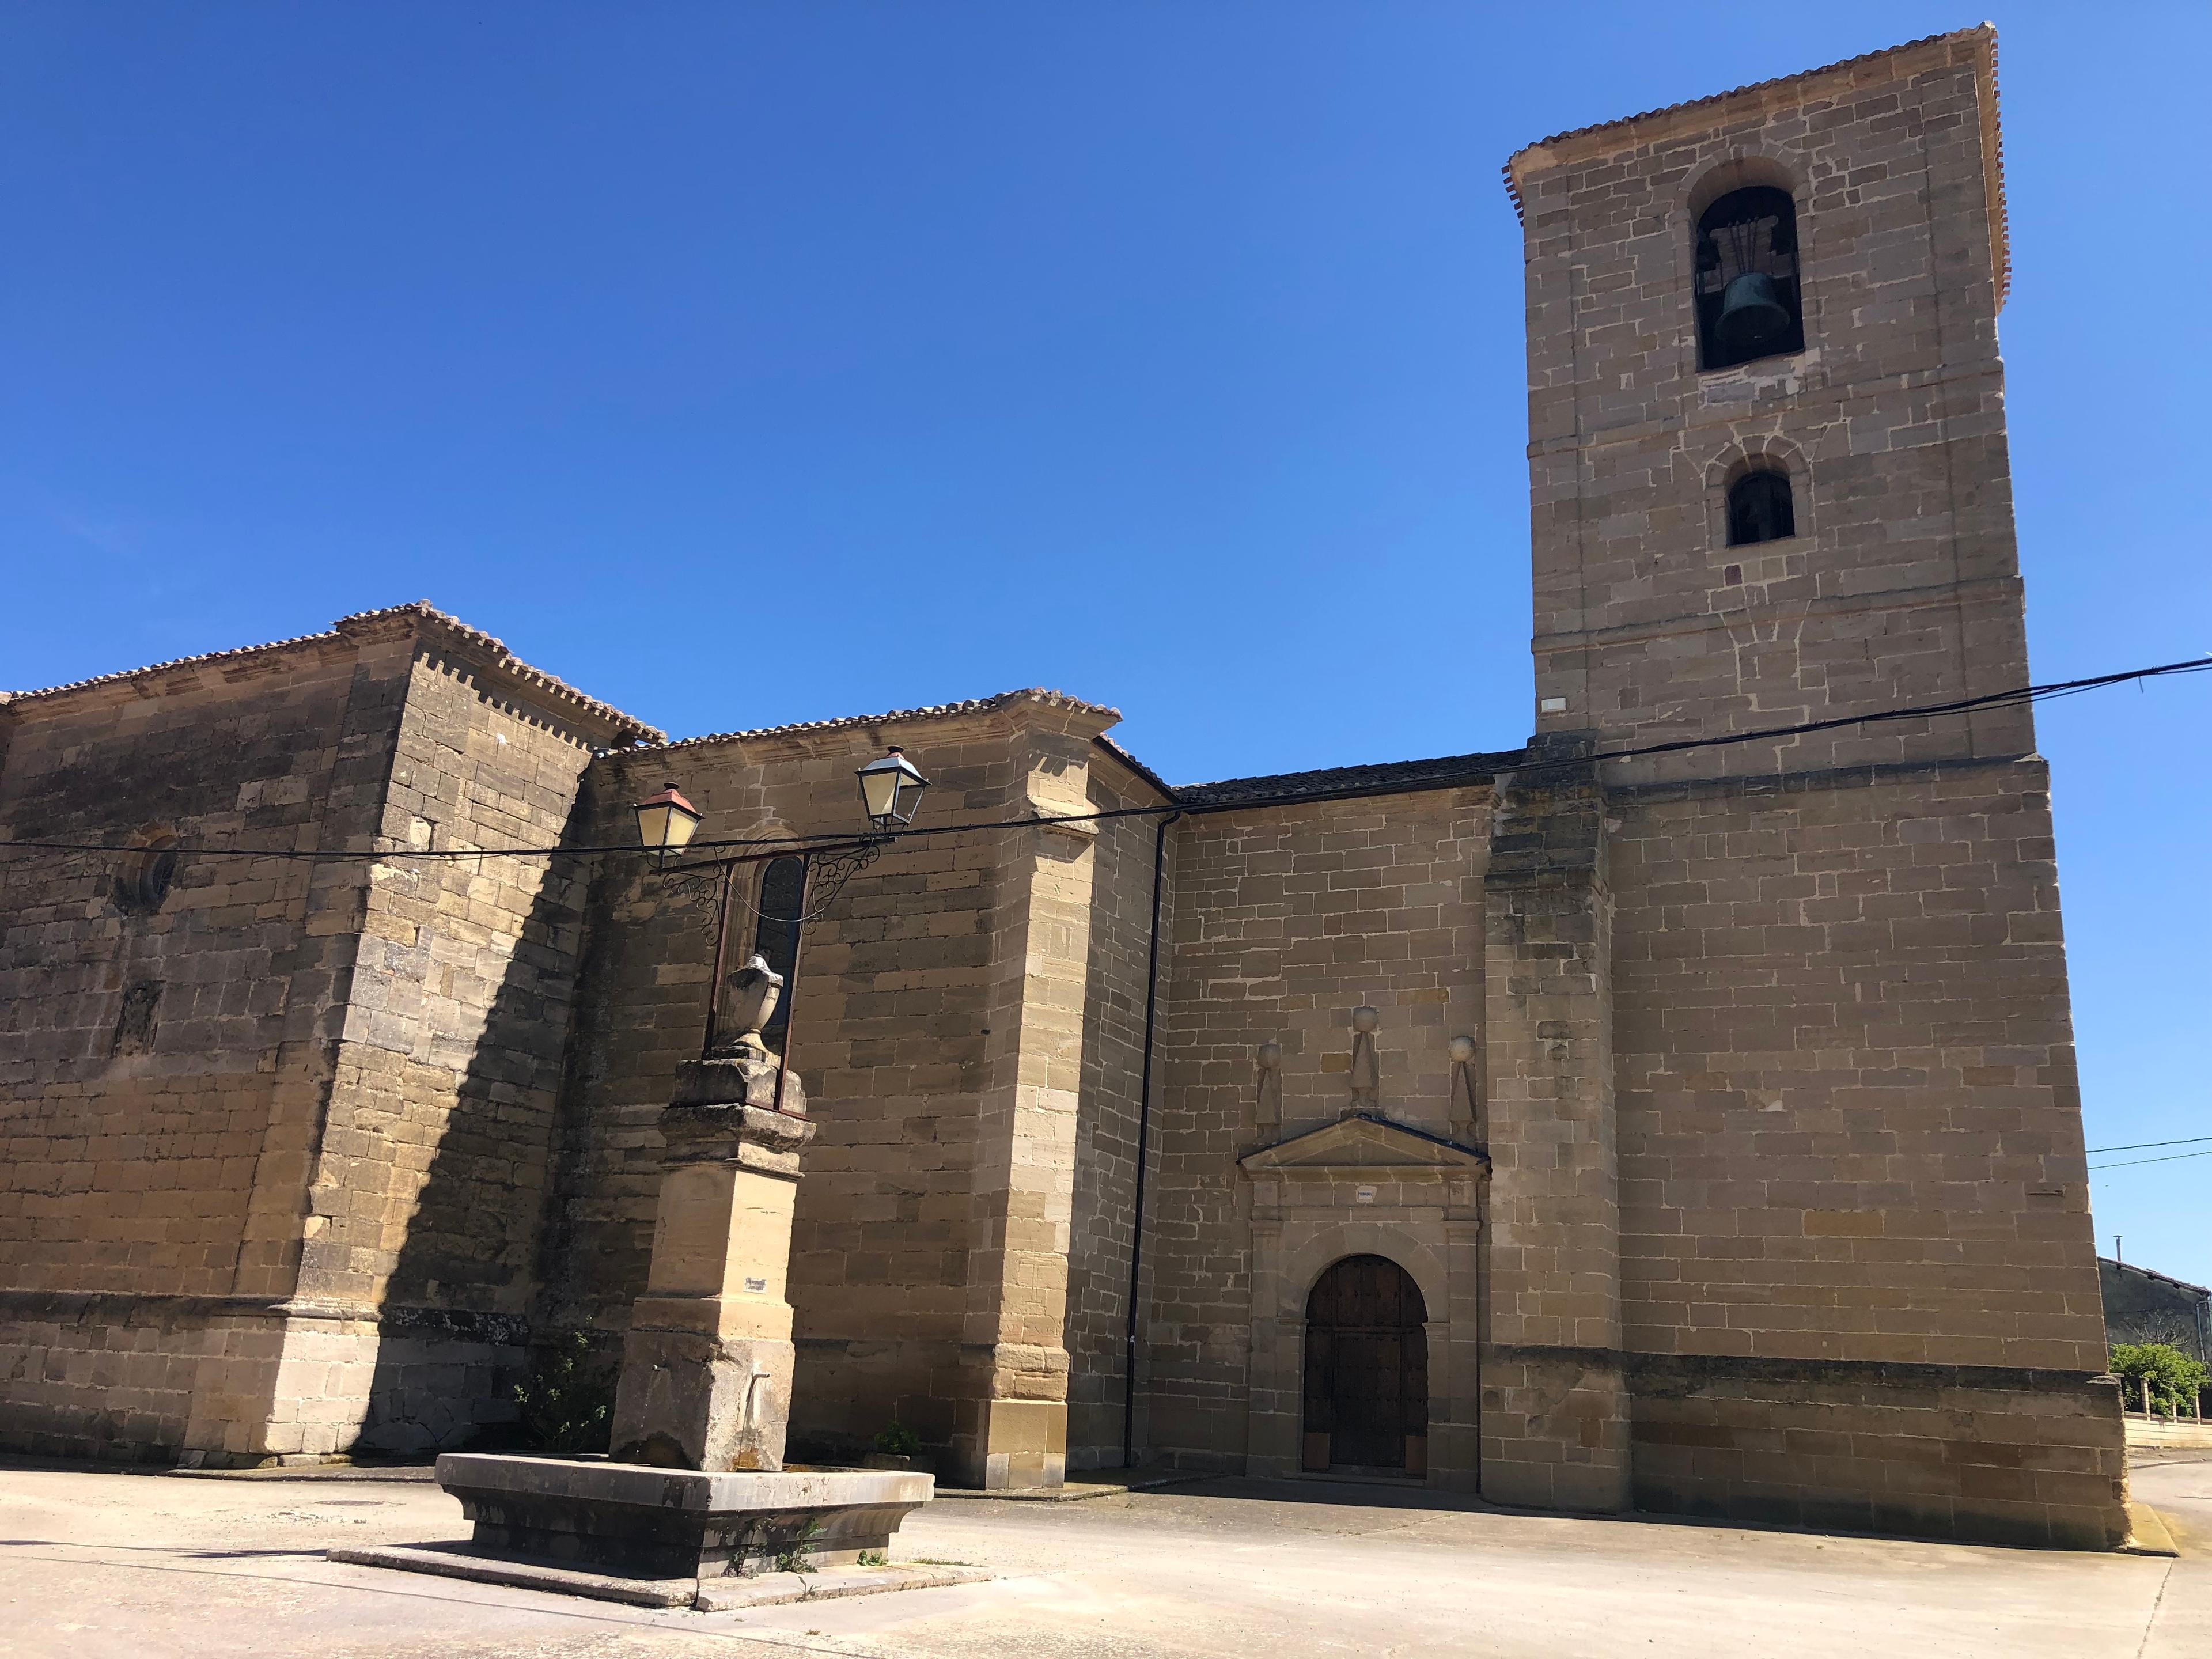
[427,956,935,1581]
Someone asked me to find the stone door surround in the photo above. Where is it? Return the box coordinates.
[1240,1114,1487,1489]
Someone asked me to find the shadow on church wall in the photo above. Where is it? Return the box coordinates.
[351,762,616,1456]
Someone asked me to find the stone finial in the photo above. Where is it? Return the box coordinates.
[1349,1006,1380,1114]
[1255,1041,1283,1129]
[717,952,784,1059]
[1448,1034,1479,1137]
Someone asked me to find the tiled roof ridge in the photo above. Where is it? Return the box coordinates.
[1090,732,1177,801]
[351,601,664,743]
[2,620,348,706]
[1983,24,2010,308]
[2,600,662,743]
[650,686,1123,753]
[1175,747,1525,806]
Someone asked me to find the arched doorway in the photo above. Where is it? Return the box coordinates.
[1302,1254,1428,1476]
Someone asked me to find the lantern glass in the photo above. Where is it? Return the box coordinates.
[632,785,702,853]
[856,747,928,830]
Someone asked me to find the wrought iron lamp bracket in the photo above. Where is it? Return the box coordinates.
[785,838,883,925]
[653,861,734,939]
[646,836,886,932]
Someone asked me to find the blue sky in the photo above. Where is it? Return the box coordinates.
[3,5,2207,1283]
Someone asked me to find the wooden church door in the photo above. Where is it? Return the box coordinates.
[1301,1254,1429,1475]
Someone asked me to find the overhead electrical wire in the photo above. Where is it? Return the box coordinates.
[8,646,2206,1179]
[2085,1135,2212,1156]
[3,652,2207,865]
[2088,1147,2212,1173]
[2084,1135,2212,1172]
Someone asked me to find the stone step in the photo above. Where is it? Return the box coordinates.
[329,1541,991,1611]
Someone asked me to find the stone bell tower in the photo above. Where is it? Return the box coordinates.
[1491,28,2128,1547]
[1511,25,2024,774]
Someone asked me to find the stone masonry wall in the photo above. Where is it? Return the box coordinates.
[1609,758,2122,1545]
[1517,30,2030,783]
[1624,1357,2122,1544]
[0,636,399,1459]
[1142,789,1489,1470]
[1611,762,2104,1372]
[1060,755,1172,1471]
[541,694,1116,1483]
[952,715,1105,1487]
[0,608,651,1464]
[1509,29,2124,1544]
[546,719,1020,1463]
[1480,767,1631,1512]
[294,643,606,1454]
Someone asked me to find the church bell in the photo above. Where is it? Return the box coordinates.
[1713,271,1791,358]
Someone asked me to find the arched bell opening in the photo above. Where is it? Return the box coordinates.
[1726,467,1796,546]
[1695,185,1805,370]
[1301,1254,1429,1476]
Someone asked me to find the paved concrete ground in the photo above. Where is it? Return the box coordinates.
[2,1455,2207,1658]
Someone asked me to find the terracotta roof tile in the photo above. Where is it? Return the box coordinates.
[1,624,346,706]
[1176,748,1522,808]
[343,601,662,743]
[1091,733,1177,801]
[647,687,1122,753]
[2,600,663,744]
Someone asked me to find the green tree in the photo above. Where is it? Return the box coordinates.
[2110,1342,2209,1419]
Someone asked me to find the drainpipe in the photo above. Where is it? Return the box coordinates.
[1122,809,1181,1469]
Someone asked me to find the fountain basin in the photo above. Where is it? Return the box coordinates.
[436,1453,934,1578]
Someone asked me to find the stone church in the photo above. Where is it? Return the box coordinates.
[0,28,2130,1547]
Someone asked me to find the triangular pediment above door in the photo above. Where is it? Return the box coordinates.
[1237,1112,1489,1179]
